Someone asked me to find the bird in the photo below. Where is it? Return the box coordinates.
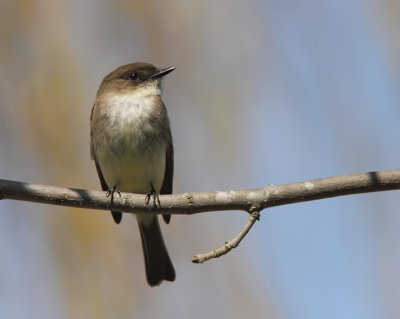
[90,62,176,286]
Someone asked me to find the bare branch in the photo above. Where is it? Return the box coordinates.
[1,170,399,263]
[192,210,260,263]
[0,170,399,215]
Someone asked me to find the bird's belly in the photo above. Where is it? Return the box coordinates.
[98,146,166,194]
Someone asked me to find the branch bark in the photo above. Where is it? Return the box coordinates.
[1,170,399,263]
[0,170,399,215]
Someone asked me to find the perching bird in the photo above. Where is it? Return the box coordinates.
[90,62,176,286]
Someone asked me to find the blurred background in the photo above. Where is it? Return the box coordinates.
[0,0,399,318]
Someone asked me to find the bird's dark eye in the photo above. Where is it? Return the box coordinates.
[128,72,138,80]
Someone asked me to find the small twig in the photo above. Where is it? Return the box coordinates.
[192,210,261,263]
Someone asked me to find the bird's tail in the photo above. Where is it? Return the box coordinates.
[137,215,175,286]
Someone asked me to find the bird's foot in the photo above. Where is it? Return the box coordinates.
[106,185,121,205]
[145,184,160,208]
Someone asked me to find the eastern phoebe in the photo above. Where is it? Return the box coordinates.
[90,62,175,286]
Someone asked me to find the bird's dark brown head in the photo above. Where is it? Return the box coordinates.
[98,63,175,94]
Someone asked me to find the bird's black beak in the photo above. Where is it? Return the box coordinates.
[150,67,176,79]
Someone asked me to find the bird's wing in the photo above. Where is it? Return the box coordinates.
[160,141,174,224]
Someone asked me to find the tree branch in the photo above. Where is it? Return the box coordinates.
[1,170,399,263]
[0,170,399,215]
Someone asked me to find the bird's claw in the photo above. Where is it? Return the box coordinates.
[145,184,160,208]
[106,185,121,205]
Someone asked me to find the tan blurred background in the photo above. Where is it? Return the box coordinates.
[0,1,400,318]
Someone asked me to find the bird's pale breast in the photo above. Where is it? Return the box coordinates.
[95,91,168,194]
